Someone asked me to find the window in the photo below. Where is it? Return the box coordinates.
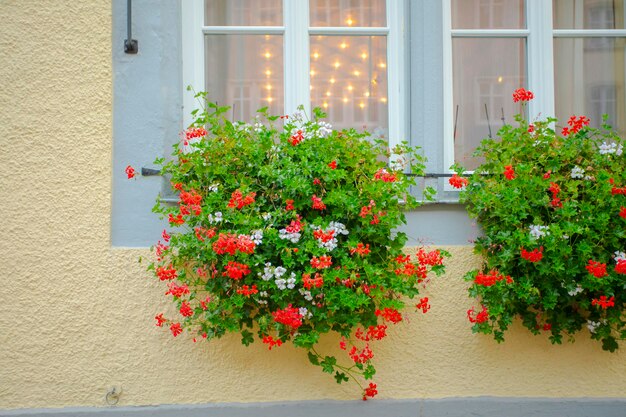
[182,0,406,146]
[444,0,626,171]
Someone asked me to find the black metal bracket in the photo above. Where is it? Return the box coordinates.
[141,167,161,176]
[124,39,138,54]
[124,0,138,54]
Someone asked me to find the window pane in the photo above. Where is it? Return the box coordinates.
[204,35,284,120]
[453,38,527,170]
[554,37,626,135]
[452,0,525,29]
[310,36,388,138]
[309,0,386,27]
[554,0,625,29]
[205,0,282,26]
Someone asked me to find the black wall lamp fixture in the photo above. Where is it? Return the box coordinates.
[124,0,138,54]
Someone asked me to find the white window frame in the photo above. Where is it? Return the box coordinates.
[182,0,406,149]
[442,0,626,179]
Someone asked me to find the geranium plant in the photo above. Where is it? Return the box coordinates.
[454,88,626,351]
[139,92,447,398]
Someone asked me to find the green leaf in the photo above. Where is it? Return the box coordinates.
[363,364,376,380]
[241,330,254,346]
[307,351,320,366]
[320,356,337,374]
[602,336,619,352]
[334,371,349,384]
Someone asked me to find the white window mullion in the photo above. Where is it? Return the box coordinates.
[442,0,455,172]
[527,0,554,119]
[284,0,310,116]
[202,26,286,35]
[387,0,405,149]
[182,0,205,127]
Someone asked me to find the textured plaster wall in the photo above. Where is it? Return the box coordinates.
[2,0,626,412]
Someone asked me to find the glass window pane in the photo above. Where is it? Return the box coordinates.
[554,37,626,136]
[310,35,388,138]
[453,38,527,170]
[310,0,386,27]
[452,0,525,29]
[554,0,625,29]
[204,35,284,120]
[205,0,282,26]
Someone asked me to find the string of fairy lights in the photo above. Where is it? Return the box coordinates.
[258,16,388,117]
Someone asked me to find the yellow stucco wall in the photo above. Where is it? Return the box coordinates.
[1,0,626,411]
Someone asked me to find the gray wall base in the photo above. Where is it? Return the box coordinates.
[2,398,626,417]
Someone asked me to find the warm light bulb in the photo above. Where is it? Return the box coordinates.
[380,97,387,103]
[359,102,365,108]
[347,85,353,91]
[264,52,272,59]
[265,69,272,76]
[312,52,320,59]
[346,18,354,26]
[379,62,386,68]
[340,42,348,49]
[330,78,336,84]
[497,76,503,83]
[310,69,316,77]
[361,53,368,59]
[334,62,340,69]
[266,84,272,90]
[323,102,329,108]
[265,35,270,40]
[326,91,331,97]
[353,70,360,77]
[310,85,313,90]
[364,91,370,97]
[267,97,273,102]
[343,97,348,103]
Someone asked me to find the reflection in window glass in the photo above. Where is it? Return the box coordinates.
[453,38,526,170]
[205,0,283,26]
[553,0,625,29]
[309,0,386,27]
[310,36,388,138]
[204,35,284,120]
[452,0,525,29]
[554,37,626,135]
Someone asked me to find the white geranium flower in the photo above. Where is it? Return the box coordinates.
[250,229,263,245]
[208,212,223,224]
[587,321,600,333]
[316,121,332,138]
[599,141,623,156]
[570,166,585,179]
[529,225,550,239]
[567,285,583,296]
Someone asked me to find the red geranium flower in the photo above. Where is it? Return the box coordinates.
[170,322,183,337]
[362,383,378,400]
[449,173,469,189]
[155,313,166,327]
[521,247,543,263]
[592,295,615,309]
[467,305,489,323]
[512,88,534,102]
[586,260,607,278]
[125,165,136,179]
[503,165,515,180]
